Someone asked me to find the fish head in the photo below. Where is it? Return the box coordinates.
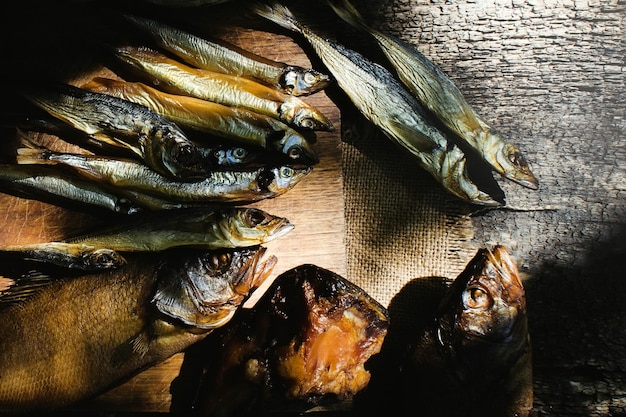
[227,208,294,245]
[153,246,273,330]
[270,128,319,165]
[281,67,333,96]
[148,125,209,179]
[485,130,538,190]
[257,166,312,195]
[80,248,127,270]
[209,146,257,168]
[281,97,334,132]
[436,245,528,379]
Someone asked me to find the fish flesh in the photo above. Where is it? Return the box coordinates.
[123,14,332,96]
[327,0,538,189]
[20,83,209,180]
[361,245,532,417]
[254,3,502,206]
[173,264,389,416]
[0,163,143,214]
[114,46,334,132]
[0,242,126,271]
[16,146,312,204]
[82,77,318,165]
[0,245,274,411]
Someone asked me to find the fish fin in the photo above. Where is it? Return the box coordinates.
[326,0,369,31]
[386,119,440,154]
[251,2,302,34]
[110,330,152,368]
[0,270,54,305]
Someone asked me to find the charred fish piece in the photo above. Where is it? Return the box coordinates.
[82,77,318,165]
[16,145,312,204]
[20,83,208,180]
[327,0,538,189]
[254,3,502,206]
[114,46,334,132]
[363,245,532,417]
[178,264,389,416]
[122,14,332,96]
[0,246,274,412]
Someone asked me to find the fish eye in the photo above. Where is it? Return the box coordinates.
[173,144,195,164]
[462,287,492,309]
[279,166,294,178]
[287,146,302,159]
[299,118,315,129]
[233,148,247,159]
[89,249,120,268]
[208,252,232,272]
[246,209,269,226]
[303,72,317,84]
[508,150,527,167]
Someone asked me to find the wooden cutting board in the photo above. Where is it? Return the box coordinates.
[0,4,345,413]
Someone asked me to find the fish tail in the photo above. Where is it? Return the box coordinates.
[252,2,302,35]
[326,0,369,32]
[15,134,55,166]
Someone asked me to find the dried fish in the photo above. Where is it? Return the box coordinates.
[83,77,318,164]
[123,14,332,96]
[254,3,502,206]
[20,83,208,179]
[327,0,538,189]
[114,46,334,132]
[0,246,273,411]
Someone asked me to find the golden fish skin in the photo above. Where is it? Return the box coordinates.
[0,242,125,271]
[16,145,312,204]
[21,83,209,180]
[51,206,293,252]
[328,0,538,189]
[114,46,334,132]
[176,264,389,416]
[82,77,318,165]
[0,163,142,215]
[0,246,272,412]
[254,3,503,206]
[362,245,532,417]
[123,14,332,96]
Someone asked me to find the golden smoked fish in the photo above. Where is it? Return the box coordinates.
[361,245,532,417]
[123,14,332,96]
[16,146,311,204]
[175,264,389,416]
[21,83,209,180]
[254,3,501,206]
[82,77,318,164]
[328,0,538,189]
[0,246,274,412]
[0,163,142,214]
[114,46,334,132]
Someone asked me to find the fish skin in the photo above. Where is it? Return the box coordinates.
[114,46,334,132]
[82,77,318,165]
[0,246,272,412]
[364,245,532,417]
[21,83,209,180]
[253,3,502,206]
[0,163,142,215]
[122,14,332,96]
[327,0,538,190]
[16,145,312,204]
[175,264,389,416]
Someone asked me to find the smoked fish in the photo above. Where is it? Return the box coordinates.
[122,14,332,96]
[0,246,274,411]
[253,3,502,206]
[327,0,538,189]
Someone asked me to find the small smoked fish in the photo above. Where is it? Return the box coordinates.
[254,3,501,206]
[362,246,532,417]
[123,14,332,96]
[83,77,318,164]
[21,83,208,180]
[328,0,538,189]
[178,264,389,416]
[0,242,126,271]
[17,146,311,204]
[114,46,334,132]
[0,163,142,214]
[0,246,274,411]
